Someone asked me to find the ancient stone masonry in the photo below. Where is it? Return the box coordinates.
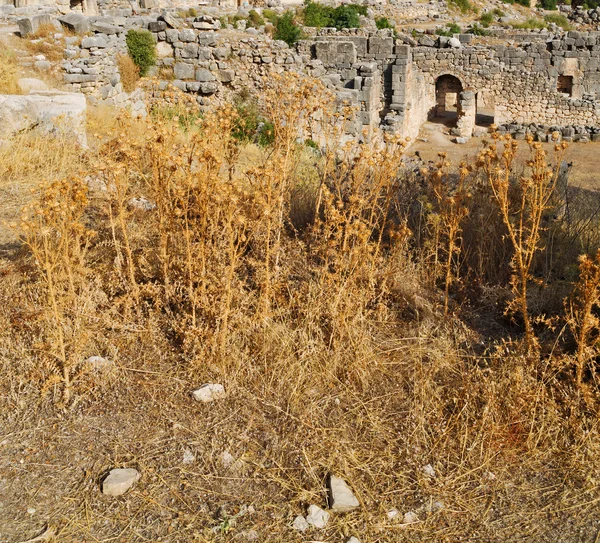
[302,29,600,142]
[50,11,600,143]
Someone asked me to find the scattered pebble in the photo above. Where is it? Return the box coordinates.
[192,383,226,403]
[306,504,329,528]
[101,468,140,496]
[387,507,400,520]
[182,448,195,465]
[329,475,359,512]
[347,537,362,543]
[129,197,156,211]
[292,514,309,532]
[422,463,436,478]
[402,511,419,525]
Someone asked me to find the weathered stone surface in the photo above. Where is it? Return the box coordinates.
[18,14,51,37]
[58,13,91,34]
[195,68,215,82]
[173,62,195,80]
[192,383,226,402]
[292,515,309,532]
[306,505,329,528]
[81,36,107,49]
[17,78,48,94]
[0,92,87,147]
[329,475,359,512]
[102,468,140,496]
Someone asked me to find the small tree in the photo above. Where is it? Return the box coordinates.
[126,29,157,77]
[274,12,303,46]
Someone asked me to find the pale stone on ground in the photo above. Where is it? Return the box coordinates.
[192,383,226,402]
[292,515,309,532]
[102,468,140,496]
[306,504,329,528]
[329,475,359,512]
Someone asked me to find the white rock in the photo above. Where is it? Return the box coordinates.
[85,355,113,372]
[402,511,419,525]
[422,463,436,478]
[292,515,309,532]
[102,468,140,496]
[387,507,400,520]
[347,537,361,543]
[329,475,359,512]
[17,78,49,94]
[220,450,235,468]
[306,504,329,528]
[0,92,87,147]
[192,383,226,402]
[182,448,195,464]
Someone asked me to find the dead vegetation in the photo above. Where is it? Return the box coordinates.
[1,73,600,543]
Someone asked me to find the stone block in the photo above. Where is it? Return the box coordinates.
[18,14,51,37]
[173,62,195,80]
[58,13,91,34]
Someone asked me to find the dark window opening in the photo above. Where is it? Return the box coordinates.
[558,75,573,97]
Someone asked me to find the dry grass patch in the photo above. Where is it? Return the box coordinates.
[0,76,600,542]
[116,53,140,93]
[0,48,20,94]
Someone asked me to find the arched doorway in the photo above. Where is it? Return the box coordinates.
[433,74,463,127]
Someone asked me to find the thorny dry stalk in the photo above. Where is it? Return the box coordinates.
[566,248,600,387]
[20,179,94,403]
[478,131,567,353]
[425,154,471,315]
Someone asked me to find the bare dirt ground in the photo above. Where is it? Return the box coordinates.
[410,121,600,191]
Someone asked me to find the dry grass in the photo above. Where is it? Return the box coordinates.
[0,74,600,543]
[116,53,140,93]
[0,48,20,94]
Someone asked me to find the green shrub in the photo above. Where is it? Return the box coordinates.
[125,29,156,77]
[512,17,546,29]
[514,0,531,7]
[375,16,396,31]
[232,96,274,147]
[544,12,570,28]
[479,11,494,26]
[471,23,489,35]
[248,9,265,27]
[274,11,303,46]
[263,8,279,24]
[303,0,333,27]
[540,0,557,8]
[436,22,461,36]
[303,0,364,29]
[332,5,361,29]
[449,0,474,13]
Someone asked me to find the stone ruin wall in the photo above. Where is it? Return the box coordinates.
[42,13,600,143]
[305,30,600,142]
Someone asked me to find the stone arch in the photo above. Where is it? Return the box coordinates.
[434,74,464,120]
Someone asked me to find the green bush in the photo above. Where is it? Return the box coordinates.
[544,12,570,28]
[248,9,265,27]
[274,11,303,46]
[514,0,531,7]
[332,5,361,29]
[303,0,333,27]
[470,23,488,35]
[375,16,395,30]
[449,0,474,13]
[232,96,274,147]
[540,0,557,8]
[303,0,364,29]
[479,11,494,26]
[263,8,279,24]
[512,17,546,29]
[126,29,156,77]
[436,22,461,36]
